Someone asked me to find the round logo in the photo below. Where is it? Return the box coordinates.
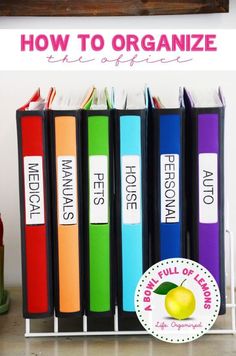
[135,258,220,343]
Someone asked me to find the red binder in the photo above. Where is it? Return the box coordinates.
[17,89,54,318]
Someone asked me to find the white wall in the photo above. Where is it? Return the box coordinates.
[0,1,236,286]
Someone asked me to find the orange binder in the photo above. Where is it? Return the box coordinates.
[51,111,83,316]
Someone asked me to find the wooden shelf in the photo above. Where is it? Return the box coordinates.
[0,0,229,17]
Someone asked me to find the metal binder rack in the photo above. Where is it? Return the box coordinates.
[25,229,236,337]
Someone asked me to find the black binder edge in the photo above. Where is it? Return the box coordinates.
[16,109,54,319]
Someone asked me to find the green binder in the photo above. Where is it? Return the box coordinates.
[83,88,113,314]
[88,116,111,312]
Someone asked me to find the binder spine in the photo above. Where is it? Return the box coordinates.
[191,108,225,314]
[115,109,148,315]
[219,108,226,314]
[16,110,53,319]
[50,110,83,317]
[151,108,185,263]
[83,109,114,316]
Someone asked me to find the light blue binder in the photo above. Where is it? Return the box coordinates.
[120,115,143,312]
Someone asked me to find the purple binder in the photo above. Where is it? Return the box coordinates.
[184,88,225,315]
[198,114,220,283]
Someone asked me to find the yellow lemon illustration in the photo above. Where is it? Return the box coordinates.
[165,283,196,320]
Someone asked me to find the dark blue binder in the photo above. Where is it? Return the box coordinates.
[148,91,186,263]
[159,114,183,259]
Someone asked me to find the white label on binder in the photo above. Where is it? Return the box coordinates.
[24,156,45,225]
[161,154,179,223]
[121,155,141,224]
[58,156,77,225]
[199,153,218,223]
[89,155,108,224]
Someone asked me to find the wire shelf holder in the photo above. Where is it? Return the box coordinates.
[25,229,236,337]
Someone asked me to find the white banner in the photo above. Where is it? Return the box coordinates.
[0,29,236,71]
[121,155,141,224]
[199,153,218,224]
[89,155,108,224]
[161,154,179,224]
[57,156,78,225]
[24,156,45,225]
